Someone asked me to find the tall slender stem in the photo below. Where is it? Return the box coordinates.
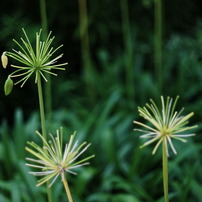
[37,72,53,202]
[154,0,163,94]
[39,1,52,197]
[78,0,94,99]
[46,185,53,202]
[39,0,52,122]
[120,0,134,101]
[62,177,73,202]
[37,72,47,140]
[39,0,48,37]
[162,140,169,202]
[79,0,90,74]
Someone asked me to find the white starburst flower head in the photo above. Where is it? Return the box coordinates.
[2,28,67,87]
[134,96,197,156]
[25,128,95,187]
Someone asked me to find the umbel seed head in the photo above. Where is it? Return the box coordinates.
[2,28,67,87]
[25,128,95,187]
[134,96,197,156]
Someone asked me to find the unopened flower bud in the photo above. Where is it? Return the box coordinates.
[4,76,13,96]
[1,52,8,68]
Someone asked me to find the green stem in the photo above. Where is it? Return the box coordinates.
[39,0,52,122]
[120,0,134,101]
[47,184,53,202]
[45,74,52,122]
[154,0,163,94]
[37,72,47,140]
[39,2,52,200]
[62,177,73,202]
[79,0,90,74]
[37,72,53,202]
[39,0,48,37]
[162,140,169,202]
[78,0,94,99]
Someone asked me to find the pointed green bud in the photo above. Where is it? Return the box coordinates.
[4,76,13,96]
[1,52,8,68]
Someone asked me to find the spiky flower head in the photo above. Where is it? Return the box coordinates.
[25,128,94,187]
[2,28,67,87]
[134,96,197,156]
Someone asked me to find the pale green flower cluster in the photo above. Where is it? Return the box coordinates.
[3,28,67,87]
[26,128,95,187]
[134,96,197,156]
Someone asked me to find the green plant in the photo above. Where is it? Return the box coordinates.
[2,28,66,202]
[2,28,94,202]
[26,128,94,202]
[3,28,66,88]
[134,96,197,202]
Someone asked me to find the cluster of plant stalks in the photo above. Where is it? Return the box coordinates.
[1,30,198,202]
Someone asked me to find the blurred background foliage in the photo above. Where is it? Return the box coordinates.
[0,0,202,201]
